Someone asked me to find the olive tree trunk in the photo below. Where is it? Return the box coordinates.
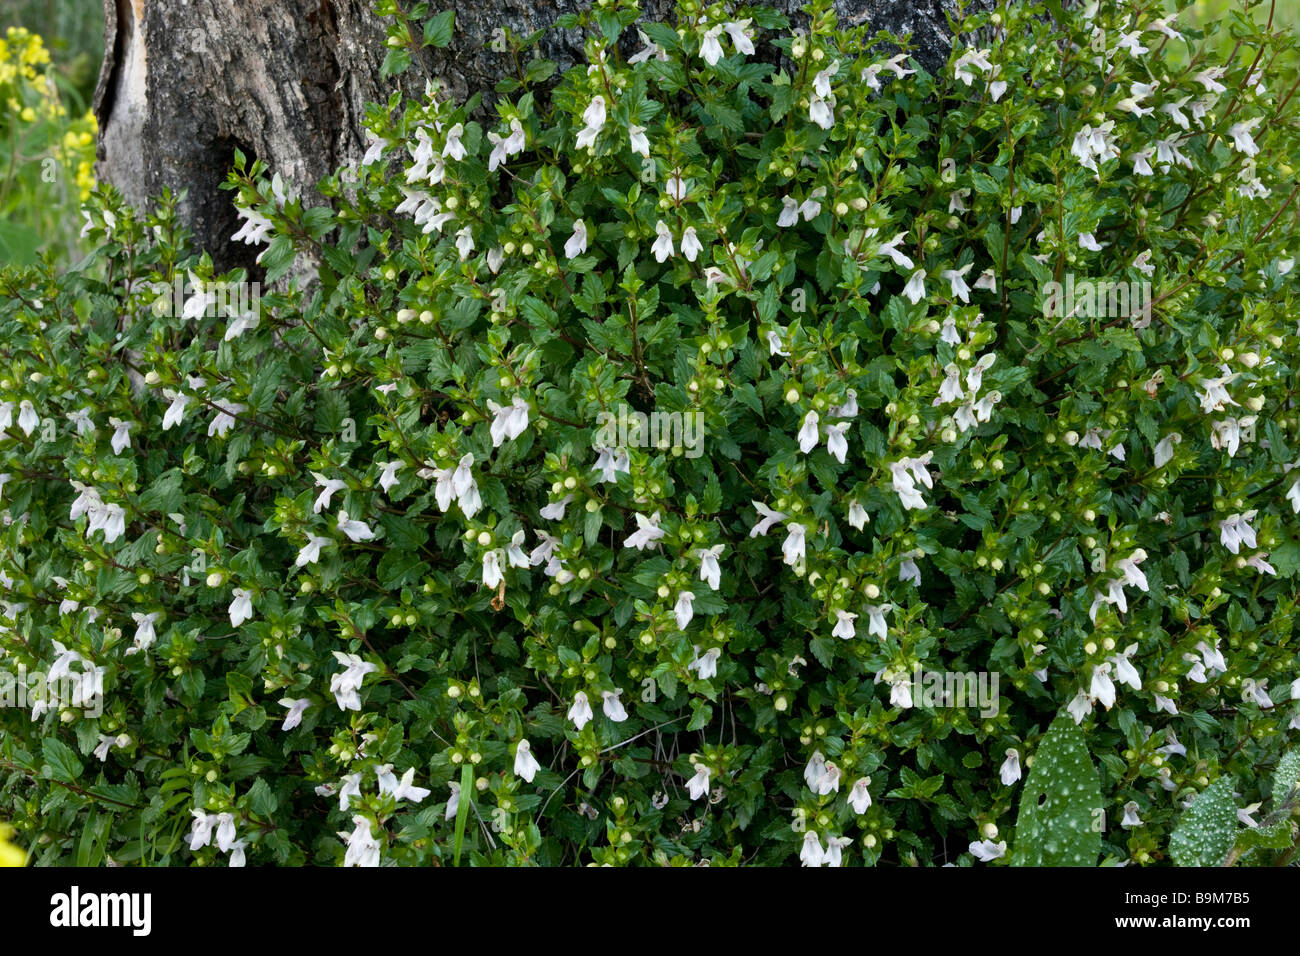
[93,0,983,269]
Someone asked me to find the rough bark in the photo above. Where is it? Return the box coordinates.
[94,0,988,269]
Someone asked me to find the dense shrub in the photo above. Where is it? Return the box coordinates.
[1,0,1298,866]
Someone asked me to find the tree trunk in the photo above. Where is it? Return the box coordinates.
[93,0,984,268]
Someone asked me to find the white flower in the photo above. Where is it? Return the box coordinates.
[514,739,541,782]
[487,118,525,170]
[1153,433,1180,467]
[444,783,460,821]
[228,588,254,627]
[130,612,158,654]
[1228,117,1262,156]
[232,204,273,245]
[576,96,607,149]
[813,60,839,98]
[451,453,481,517]
[665,171,687,202]
[723,19,755,55]
[824,835,851,867]
[96,503,126,543]
[804,751,827,791]
[343,816,380,867]
[680,226,702,262]
[312,472,347,513]
[847,500,869,530]
[832,610,857,639]
[66,406,94,436]
[1242,678,1274,709]
[212,813,238,853]
[696,545,723,590]
[568,691,594,730]
[377,460,402,494]
[1237,803,1263,828]
[797,410,820,453]
[815,762,841,796]
[750,501,787,537]
[1218,511,1257,554]
[969,839,1006,862]
[1121,802,1144,828]
[781,523,806,566]
[628,30,667,64]
[482,549,503,589]
[592,445,630,483]
[687,764,711,800]
[455,226,475,260]
[902,268,927,304]
[942,264,973,302]
[865,604,890,640]
[338,774,362,811]
[1111,645,1142,690]
[674,591,696,630]
[700,24,725,65]
[189,810,216,851]
[628,124,649,157]
[778,196,800,228]
[808,94,834,130]
[602,689,629,722]
[800,831,826,866]
[848,777,873,814]
[1000,749,1021,785]
[337,510,375,542]
[890,677,913,709]
[295,533,331,567]
[824,423,850,464]
[953,48,993,85]
[330,652,377,711]
[487,395,530,447]
[565,219,588,259]
[688,646,721,680]
[93,734,118,761]
[443,123,466,161]
[161,391,189,430]
[651,220,674,262]
[1090,663,1117,709]
[384,767,431,804]
[899,557,921,587]
[106,417,133,455]
[1067,689,1093,724]
[279,697,311,731]
[625,511,667,550]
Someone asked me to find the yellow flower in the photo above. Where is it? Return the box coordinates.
[0,823,26,867]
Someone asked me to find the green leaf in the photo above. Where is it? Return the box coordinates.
[1011,714,1103,866]
[42,737,84,784]
[1170,778,1238,867]
[1273,748,1300,804]
[453,763,473,866]
[423,10,455,47]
